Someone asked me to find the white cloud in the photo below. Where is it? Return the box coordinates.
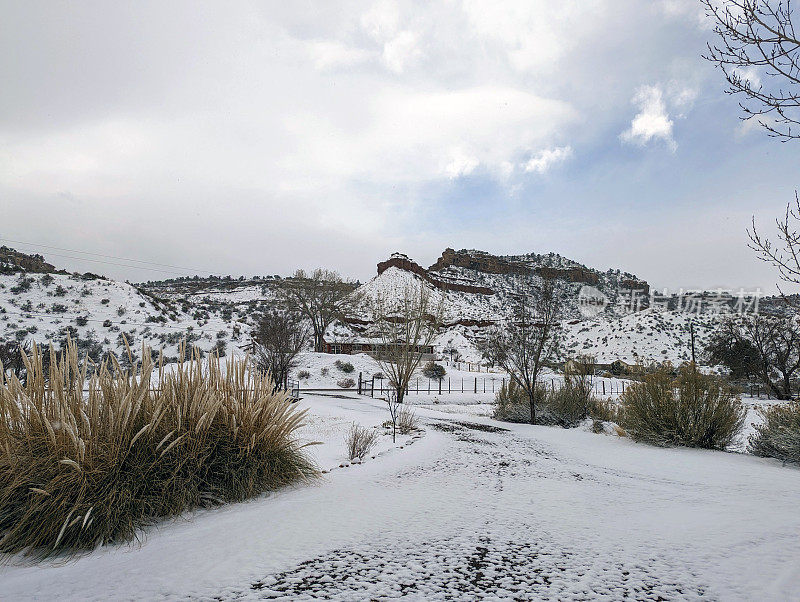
[620,85,677,151]
[444,148,480,179]
[733,66,762,89]
[361,1,401,41]
[382,30,422,73]
[4,0,784,289]
[305,40,371,71]
[280,86,577,183]
[461,0,606,74]
[524,146,574,174]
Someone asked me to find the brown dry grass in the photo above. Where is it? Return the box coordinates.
[0,338,315,558]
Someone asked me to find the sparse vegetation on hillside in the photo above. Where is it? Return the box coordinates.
[334,359,354,373]
[422,361,446,381]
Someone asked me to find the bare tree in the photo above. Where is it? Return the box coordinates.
[252,311,309,390]
[385,391,401,443]
[280,269,361,353]
[748,192,800,290]
[371,285,443,405]
[475,335,503,368]
[488,280,562,425]
[702,0,800,141]
[714,313,800,398]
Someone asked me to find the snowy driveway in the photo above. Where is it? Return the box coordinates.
[1,395,799,600]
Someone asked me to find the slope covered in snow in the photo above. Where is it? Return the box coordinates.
[1,395,797,600]
[0,272,245,361]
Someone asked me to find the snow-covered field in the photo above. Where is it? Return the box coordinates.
[1,392,798,600]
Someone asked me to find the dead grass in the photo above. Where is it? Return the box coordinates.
[396,405,418,434]
[345,423,378,460]
[0,338,316,559]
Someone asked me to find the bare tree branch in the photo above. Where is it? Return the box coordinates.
[280,269,361,352]
[702,0,800,140]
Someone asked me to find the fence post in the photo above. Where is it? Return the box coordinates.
[602,381,605,396]
[461,378,464,393]
[371,375,375,398]
[358,372,362,395]
[474,377,477,394]
[439,378,442,395]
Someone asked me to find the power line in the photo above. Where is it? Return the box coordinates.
[12,251,200,276]
[0,237,210,276]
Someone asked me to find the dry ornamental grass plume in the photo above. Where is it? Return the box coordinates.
[345,423,378,460]
[0,338,316,559]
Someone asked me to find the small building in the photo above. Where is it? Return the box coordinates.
[323,339,435,360]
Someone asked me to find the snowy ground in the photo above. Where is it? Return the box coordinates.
[1,392,799,600]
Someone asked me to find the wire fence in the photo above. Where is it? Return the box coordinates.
[356,374,630,398]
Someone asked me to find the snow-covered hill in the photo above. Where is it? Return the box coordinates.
[325,250,739,365]
[0,271,245,362]
[0,246,766,367]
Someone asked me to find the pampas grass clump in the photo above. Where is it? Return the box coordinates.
[0,339,315,558]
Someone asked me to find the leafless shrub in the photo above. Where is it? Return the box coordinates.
[252,311,308,390]
[345,423,378,460]
[396,405,418,434]
[620,364,746,449]
[337,378,355,388]
[334,360,354,373]
[749,401,800,464]
[493,378,535,423]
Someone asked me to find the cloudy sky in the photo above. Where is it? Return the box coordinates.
[2,0,799,294]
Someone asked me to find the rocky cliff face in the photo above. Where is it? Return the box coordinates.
[0,246,56,274]
[377,253,495,295]
[428,248,647,292]
[429,248,529,277]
